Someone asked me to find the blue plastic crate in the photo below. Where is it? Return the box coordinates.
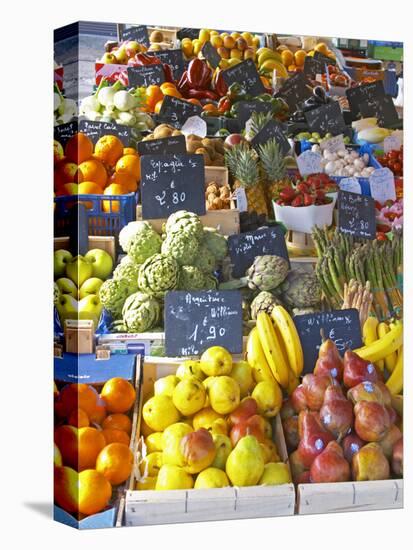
[54,504,117,530]
[54,192,136,240]
[330,144,381,196]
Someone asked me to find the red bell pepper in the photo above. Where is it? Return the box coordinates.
[162,63,174,83]
[177,70,190,93]
[135,52,161,66]
[213,69,228,97]
[187,89,219,100]
[218,96,231,113]
[187,58,212,89]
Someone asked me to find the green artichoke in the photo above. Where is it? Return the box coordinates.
[121,292,161,333]
[179,265,206,290]
[250,291,282,320]
[113,256,140,292]
[119,221,162,264]
[276,269,321,309]
[161,232,200,266]
[165,210,203,240]
[99,278,131,319]
[193,246,217,274]
[54,282,61,305]
[138,254,179,298]
[247,255,289,291]
[202,227,228,262]
[202,273,219,290]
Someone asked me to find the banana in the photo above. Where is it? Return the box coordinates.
[287,369,300,396]
[377,322,397,373]
[271,305,304,376]
[391,394,403,418]
[246,327,276,383]
[353,321,403,363]
[256,312,289,388]
[362,317,379,345]
[385,347,403,395]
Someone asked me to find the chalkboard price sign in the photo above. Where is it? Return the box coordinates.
[235,100,273,127]
[120,25,150,47]
[346,80,385,117]
[304,56,328,77]
[250,119,291,156]
[140,154,205,219]
[275,72,312,111]
[294,308,363,374]
[159,95,202,128]
[78,119,132,146]
[313,51,336,66]
[54,121,78,146]
[223,59,266,97]
[359,95,399,127]
[137,135,186,156]
[149,49,186,79]
[337,190,376,240]
[202,41,221,69]
[165,291,243,356]
[305,101,346,136]
[227,226,289,278]
[127,64,165,87]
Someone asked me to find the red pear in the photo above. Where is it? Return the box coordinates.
[392,438,403,477]
[343,350,379,388]
[352,443,390,481]
[385,406,397,425]
[180,428,216,474]
[310,441,351,483]
[378,424,402,460]
[229,414,266,446]
[296,470,312,484]
[282,415,299,452]
[347,380,391,407]
[319,385,354,440]
[280,398,296,420]
[289,449,309,484]
[228,397,258,426]
[342,433,365,463]
[302,374,336,411]
[291,385,308,413]
[314,338,343,381]
[297,410,334,468]
[354,401,390,442]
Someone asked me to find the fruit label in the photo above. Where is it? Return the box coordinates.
[304,101,347,136]
[140,153,206,219]
[320,134,345,154]
[201,41,221,69]
[296,150,322,176]
[181,116,207,138]
[148,49,186,79]
[137,135,186,156]
[359,95,400,128]
[338,177,362,195]
[250,119,291,156]
[337,190,376,240]
[127,64,165,88]
[222,59,265,97]
[346,80,385,117]
[120,25,150,47]
[164,291,243,356]
[227,226,289,278]
[383,135,402,153]
[78,119,132,146]
[158,95,202,128]
[294,309,363,374]
[369,168,396,203]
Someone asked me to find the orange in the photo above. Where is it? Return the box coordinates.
[89,396,107,425]
[54,425,78,469]
[96,443,133,485]
[203,103,217,112]
[314,42,328,55]
[294,50,307,67]
[65,133,94,164]
[68,408,90,428]
[102,428,130,446]
[160,82,177,94]
[186,98,202,107]
[78,427,106,471]
[223,36,235,49]
[78,469,112,515]
[94,135,124,167]
[123,147,137,156]
[54,466,79,513]
[154,99,164,114]
[55,383,100,419]
[54,140,64,165]
[110,172,138,193]
[161,87,182,99]
[55,161,78,185]
[54,443,63,467]
[260,76,270,88]
[146,85,163,109]
[77,159,108,187]
[115,154,141,180]
[100,378,136,414]
[78,181,103,194]
[281,50,294,67]
[56,182,78,196]
[102,413,132,434]
[102,183,126,214]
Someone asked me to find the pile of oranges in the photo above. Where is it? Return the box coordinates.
[54,378,136,517]
[54,132,140,212]
[143,81,200,114]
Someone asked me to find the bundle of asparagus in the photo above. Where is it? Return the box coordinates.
[342,279,373,327]
[312,226,403,320]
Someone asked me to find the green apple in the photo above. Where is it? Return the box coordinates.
[84,249,113,280]
[65,255,93,287]
[79,277,104,300]
[54,249,73,279]
[56,277,78,298]
[55,294,78,325]
[78,294,103,327]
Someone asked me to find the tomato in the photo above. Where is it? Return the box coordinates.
[393,162,402,174]
[388,150,399,160]
[376,232,388,241]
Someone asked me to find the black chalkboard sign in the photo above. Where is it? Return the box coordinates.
[177,28,200,40]
[337,190,376,240]
[275,72,312,111]
[137,135,186,156]
[140,154,205,219]
[294,308,363,374]
[305,101,346,136]
[165,291,243,356]
[235,100,273,127]
[227,226,289,278]
[149,49,186,79]
[314,51,336,66]
[223,59,265,97]
[250,119,291,156]
[304,56,328,77]
[120,25,149,47]
[127,64,165,87]
[359,95,399,127]
[346,81,385,117]
[78,119,132,146]
[202,41,221,69]
[54,121,78,146]
[159,95,202,128]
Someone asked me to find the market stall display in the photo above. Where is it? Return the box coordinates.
[53,21,403,530]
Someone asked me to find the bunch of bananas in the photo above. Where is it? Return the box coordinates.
[357,319,403,395]
[247,306,303,394]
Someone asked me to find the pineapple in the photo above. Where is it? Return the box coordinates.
[225,144,268,216]
[258,138,290,207]
[246,111,273,141]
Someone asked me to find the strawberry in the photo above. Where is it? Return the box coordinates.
[280,187,296,201]
[296,182,310,193]
[291,195,304,207]
[304,193,315,206]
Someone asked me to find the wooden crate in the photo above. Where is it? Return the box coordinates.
[124,358,295,526]
[147,26,179,47]
[205,166,229,187]
[54,236,116,261]
[297,479,403,515]
[286,230,316,258]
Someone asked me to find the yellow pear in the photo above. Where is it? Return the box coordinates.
[155,464,194,490]
[209,376,240,415]
[162,422,192,448]
[136,476,157,490]
[172,377,206,416]
[260,439,281,464]
[226,435,264,486]
[200,346,233,376]
[154,375,179,398]
[145,432,163,453]
[252,380,283,417]
[142,395,180,432]
[194,467,230,489]
[180,428,216,474]
[210,418,228,436]
[193,407,223,431]
[176,360,205,381]
[231,361,254,397]
[259,462,292,485]
[162,422,192,468]
[211,434,232,470]
[139,452,163,477]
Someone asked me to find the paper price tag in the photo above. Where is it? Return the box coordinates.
[339,177,362,194]
[369,168,396,203]
[233,188,248,213]
[383,135,402,153]
[297,150,322,176]
[320,134,346,154]
[181,116,207,138]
